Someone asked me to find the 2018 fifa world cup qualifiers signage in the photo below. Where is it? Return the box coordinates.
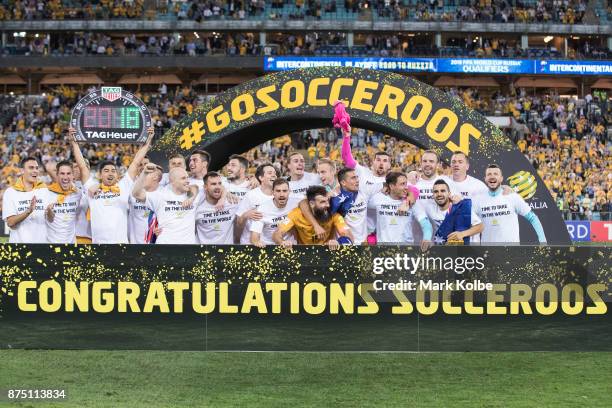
[71,87,152,144]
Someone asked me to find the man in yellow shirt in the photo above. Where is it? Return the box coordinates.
[273,185,352,249]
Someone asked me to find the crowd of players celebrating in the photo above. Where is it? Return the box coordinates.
[2,121,547,248]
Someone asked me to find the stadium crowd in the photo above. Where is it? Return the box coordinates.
[0,86,610,245]
[0,0,601,23]
[5,31,611,60]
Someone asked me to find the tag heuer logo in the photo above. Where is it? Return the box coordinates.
[101,87,122,102]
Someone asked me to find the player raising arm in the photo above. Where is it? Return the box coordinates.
[83,127,154,244]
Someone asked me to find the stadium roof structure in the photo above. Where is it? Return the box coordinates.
[0,74,26,85]
[39,73,103,85]
[591,78,612,89]
[194,74,257,86]
[514,77,578,89]
[433,76,500,88]
[117,74,182,85]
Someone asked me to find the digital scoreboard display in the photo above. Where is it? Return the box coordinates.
[70,87,152,144]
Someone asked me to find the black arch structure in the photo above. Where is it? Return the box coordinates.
[153,67,570,244]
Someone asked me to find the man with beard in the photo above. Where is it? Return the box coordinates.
[82,128,153,244]
[128,164,163,244]
[473,164,546,244]
[300,167,377,245]
[417,179,483,251]
[286,152,321,197]
[250,179,301,247]
[44,160,84,244]
[133,165,199,245]
[367,172,418,244]
[273,185,352,249]
[235,163,279,244]
[222,154,251,199]
[2,157,48,243]
[195,171,239,244]
[415,150,445,201]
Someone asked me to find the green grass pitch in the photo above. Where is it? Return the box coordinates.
[0,351,611,407]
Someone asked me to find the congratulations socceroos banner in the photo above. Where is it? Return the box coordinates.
[0,244,610,351]
[153,67,569,243]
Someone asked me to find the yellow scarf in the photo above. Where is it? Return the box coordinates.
[12,177,46,192]
[86,184,120,221]
[47,182,77,204]
[100,184,121,194]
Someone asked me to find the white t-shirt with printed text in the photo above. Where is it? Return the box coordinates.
[2,187,49,243]
[45,189,82,244]
[83,175,134,244]
[249,196,301,245]
[288,172,321,198]
[195,199,238,244]
[367,192,415,243]
[145,188,199,244]
[473,191,531,243]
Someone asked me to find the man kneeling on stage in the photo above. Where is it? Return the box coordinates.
[273,185,353,249]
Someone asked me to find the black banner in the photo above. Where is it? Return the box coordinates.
[0,244,609,351]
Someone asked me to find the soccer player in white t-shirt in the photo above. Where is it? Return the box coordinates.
[442,151,488,198]
[222,154,251,199]
[415,150,443,201]
[187,149,210,188]
[340,127,390,188]
[2,157,48,243]
[128,164,163,244]
[160,153,187,187]
[44,160,83,244]
[82,128,153,244]
[196,172,239,244]
[286,152,321,197]
[68,127,96,243]
[416,179,484,251]
[367,172,417,244]
[133,166,199,245]
[250,179,301,247]
[340,126,390,237]
[235,163,279,244]
[473,164,547,244]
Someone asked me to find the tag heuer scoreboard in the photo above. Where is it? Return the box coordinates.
[70,87,152,144]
